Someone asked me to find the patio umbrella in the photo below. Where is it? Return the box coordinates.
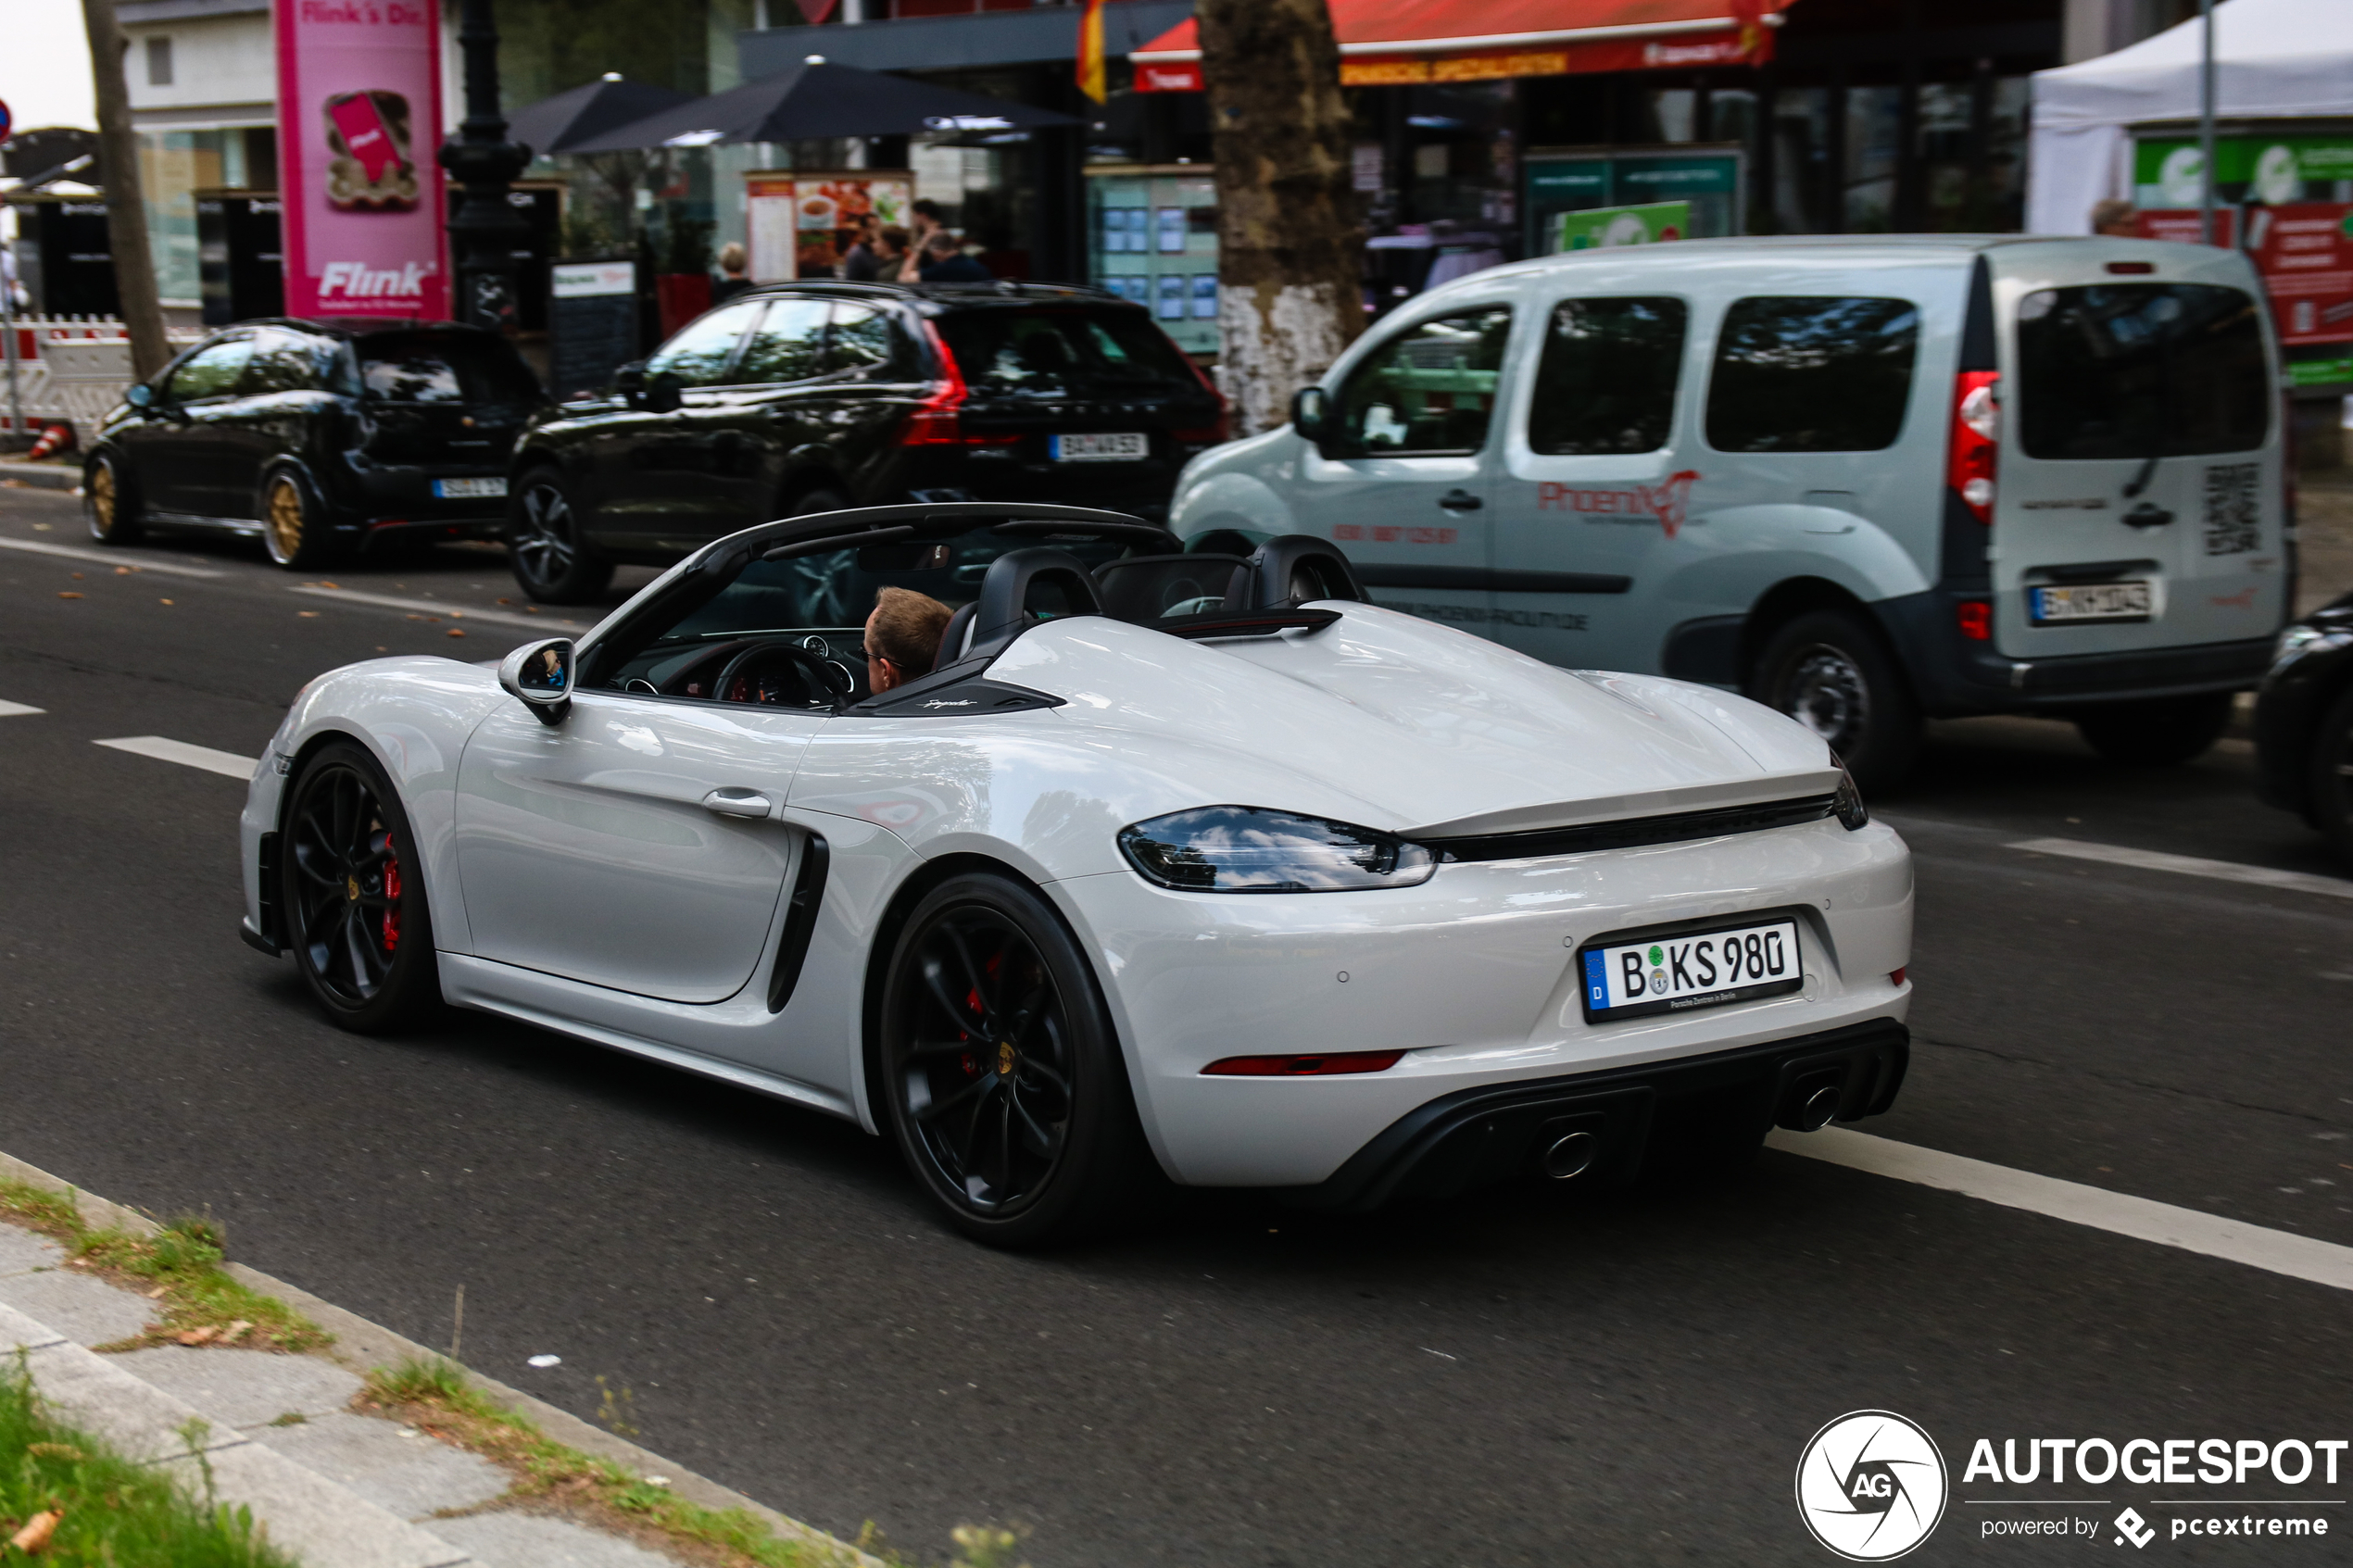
[505,74,694,157]
[561,56,1077,152]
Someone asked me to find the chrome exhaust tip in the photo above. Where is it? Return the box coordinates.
[1540,1129,1599,1181]
[1794,1083,1842,1132]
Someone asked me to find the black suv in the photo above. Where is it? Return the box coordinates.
[502,282,1227,602]
[85,319,545,569]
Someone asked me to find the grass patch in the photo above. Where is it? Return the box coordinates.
[0,1351,300,1565]
[0,1178,327,1354]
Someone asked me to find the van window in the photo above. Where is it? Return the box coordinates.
[1528,297,1685,455]
[1705,296,1920,453]
[2015,284,2269,459]
[1331,307,1512,457]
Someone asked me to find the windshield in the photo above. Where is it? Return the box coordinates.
[359,332,543,406]
[933,308,1202,399]
[2015,283,2269,459]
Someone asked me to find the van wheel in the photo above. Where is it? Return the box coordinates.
[2309,686,2353,868]
[2074,692,2234,767]
[1748,610,1922,792]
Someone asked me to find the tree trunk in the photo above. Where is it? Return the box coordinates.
[1197,0,1362,436]
[81,0,171,382]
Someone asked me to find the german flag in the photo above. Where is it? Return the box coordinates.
[1076,0,1108,103]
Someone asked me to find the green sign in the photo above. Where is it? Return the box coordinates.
[2287,352,2353,388]
[2133,134,2353,205]
[1523,150,1743,254]
[1552,202,1692,253]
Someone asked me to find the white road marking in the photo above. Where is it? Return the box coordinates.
[2007,835,2353,901]
[289,583,580,632]
[1769,1126,2353,1294]
[0,700,43,718]
[0,536,226,577]
[93,735,258,780]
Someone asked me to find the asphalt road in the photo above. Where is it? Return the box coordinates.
[3,485,2350,1566]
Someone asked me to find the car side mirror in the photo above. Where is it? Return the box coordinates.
[124,383,155,409]
[643,371,685,415]
[1290,386,1328,445]
[498,636,574,726]
[612,360,646,400]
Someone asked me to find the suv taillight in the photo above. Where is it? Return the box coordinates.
[1948,370,1999,524]
[900,320,1015,448]
[1172,417,1227,446]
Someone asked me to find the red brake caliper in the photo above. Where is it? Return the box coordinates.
[382,849,402,952]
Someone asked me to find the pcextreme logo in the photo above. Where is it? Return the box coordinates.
[1796,1411,1949,1561]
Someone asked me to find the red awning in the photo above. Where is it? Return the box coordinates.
[1130,0,1791,93]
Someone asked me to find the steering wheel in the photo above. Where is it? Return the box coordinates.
[712,639,855,710]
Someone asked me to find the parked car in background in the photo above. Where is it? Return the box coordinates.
[1171,235,2292,789]
[83,319,544,569]
[501,281,1227,603]
[2255,588,2353,864]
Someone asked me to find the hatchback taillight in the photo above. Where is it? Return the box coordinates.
[1948,370,1999,524]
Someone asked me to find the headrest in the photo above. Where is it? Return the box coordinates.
[966,547,1106,660]
[1245,535,1365,608]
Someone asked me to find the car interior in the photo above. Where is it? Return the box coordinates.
[580,517,1365,714]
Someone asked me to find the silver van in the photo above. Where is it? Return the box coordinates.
[1169,236,2290,786]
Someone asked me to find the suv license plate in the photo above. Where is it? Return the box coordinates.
[433,477,508,500]
[1579,919,1803,1022]
[2030,581,2150,624]
[1050,432,1148,462]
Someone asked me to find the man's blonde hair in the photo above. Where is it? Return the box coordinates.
[871,586,952,676]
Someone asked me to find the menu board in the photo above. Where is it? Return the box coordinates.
[746,171,914,282]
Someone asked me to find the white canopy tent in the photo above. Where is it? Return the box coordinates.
[2028,0,2353,234]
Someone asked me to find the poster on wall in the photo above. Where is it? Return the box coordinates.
[275,0,447,320]
[747,172,913,282]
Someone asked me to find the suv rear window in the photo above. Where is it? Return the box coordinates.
[1705,296,1920,452]
[933,308,1201,397]
[359,332,542,406]
[2015,283,2269,459]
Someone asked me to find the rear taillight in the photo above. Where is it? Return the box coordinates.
[1172,420,1227,445]
[1948,370,1999,524]
[1956,599,1992,641]
[899,320,1015,448]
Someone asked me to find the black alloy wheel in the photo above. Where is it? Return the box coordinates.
[2308,685,2353,867]
[84,452,143,545]
[2074,691,2234,767]
[878,873,1142,1247]
[508,469,614,604]
[280,743,439,1032]
[1749,608,1923,793]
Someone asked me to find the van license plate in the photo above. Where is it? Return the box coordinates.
[1578,919,1803,1022]
[1050,433,1148,462]
[2030,581,2150,624]
[433,477,507,499]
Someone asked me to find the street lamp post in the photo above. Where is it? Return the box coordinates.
[438,0,532,332]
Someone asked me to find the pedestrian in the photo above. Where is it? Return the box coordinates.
[2090,198,2139,238]
[915,230,992,284]
[898,198,949,282]
[839,214,885,281]
[868,225,911,282]
[711,243,754,304]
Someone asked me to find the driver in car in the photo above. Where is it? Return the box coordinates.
[865,587,953,695]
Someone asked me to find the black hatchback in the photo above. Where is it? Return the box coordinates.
[502,282,1227,602]
[84,319,546,569]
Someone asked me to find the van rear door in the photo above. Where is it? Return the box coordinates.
[1994,247,2285,659]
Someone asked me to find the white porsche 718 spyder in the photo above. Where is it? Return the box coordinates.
[238,503,1913,1245]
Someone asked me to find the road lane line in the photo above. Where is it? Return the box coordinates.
[2007,835,2353,901]
[0,536,226,577]
[288,584,581,632]
[0,701,43,718]
[1769,1126,2353,1293]
[93,735,258,780]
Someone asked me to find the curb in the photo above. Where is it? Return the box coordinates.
[0,459,78,492]
[0,1149,876,1567]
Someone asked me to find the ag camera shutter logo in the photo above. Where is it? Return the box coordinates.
[1796,1411,1948,1560]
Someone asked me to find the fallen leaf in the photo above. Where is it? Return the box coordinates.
[220,1319,254,1344]
[115,565,137,574]
[158,597,174,605]
[8,1509,61,1551]
[147,1286,167,1298]
[523,605,539,614]
[447,627,466,638]
[496,596,513,605]
[297,610,320,618]
[176,1325,219,1346]
[319,580,341,589]
[70,571,83,579]
[57,591,82,599]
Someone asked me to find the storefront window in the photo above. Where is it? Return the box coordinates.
[1843,85,1902,232]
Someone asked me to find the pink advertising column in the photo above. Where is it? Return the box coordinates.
[276,0,448,320]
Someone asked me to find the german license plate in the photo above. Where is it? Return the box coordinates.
[432,477,508,499]
[1578,918,1803,1022]
[1050,432,1148,462]
[2030,581,2150,624]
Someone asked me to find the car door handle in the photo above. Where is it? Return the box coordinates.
[700,787,774,820]
[1438,487,1483,511]
[2121,502,2174,529]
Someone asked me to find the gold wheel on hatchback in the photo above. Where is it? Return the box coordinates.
[90,464,115,529]
[267,476,306,565]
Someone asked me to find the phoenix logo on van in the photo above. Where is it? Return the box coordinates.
[1535,470,1700,538]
